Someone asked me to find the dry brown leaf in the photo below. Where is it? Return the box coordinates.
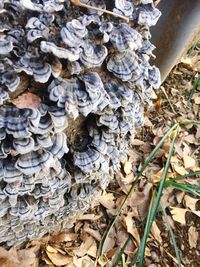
[46,245,58,253]
[175,191,185,204]
[151,221,162,244]
[170,207,187,224]
[151,89,158,99]
[78,214,102,221]
[18,245,41,267]
[116,228,136,257]
[137,183,153,220]
[99,190,115,210]
[188,226,198,249]
[46,251,72,266]
[84,224,101,241]
[131,139,145,146]
[183,155,196,169]
[73,255,95,267]
[123,214,140,246]
[11,92,41,109]
[184,195,199,211]
[0,247,20,267]
[151,168,173,182]
[194,96,200,104]
[75,236,97,258]
[173,165,188,176]
[123,160,132,175]
[50,232,78,243]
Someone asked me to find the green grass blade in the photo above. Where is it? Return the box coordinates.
[138,126,179,267]
[161,204,182,267]
[164,181,200,197]
[167,171,200,181]
[113,235,131,267]
[99,123,179,257]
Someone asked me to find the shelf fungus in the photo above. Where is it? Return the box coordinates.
[0,0,161,246]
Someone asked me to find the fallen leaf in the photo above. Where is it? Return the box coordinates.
[131,139,145,146]
[11,92,41,109]
[123,214,140,246]
[116,228,136,257]
[46,245,58,253]
[99,190,115,210]
[173,165,188,176]
[73,255,95,267]
[175,191,185,204]
[170,207,187,224]
[188,226,198,249]
[84,224,101,241]
[151,89,158,99]
[184,195,199,211]
[46,251,72,266]
[194,97,200,104]
[123,161,132,175]
[78,214,102,221]
[50,232,78,243]
[183,155,196,169]
[0,247,19,267]
[137,183,153,220]
[75,236,97,258]
[151,221,162,244]
[151,168,173,182]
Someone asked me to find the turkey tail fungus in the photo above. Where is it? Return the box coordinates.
[0,0,161,246]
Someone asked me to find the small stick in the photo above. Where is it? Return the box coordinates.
[71,0,129,22]
[160,86,177,114]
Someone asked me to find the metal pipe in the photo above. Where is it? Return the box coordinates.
[151,0,200,82]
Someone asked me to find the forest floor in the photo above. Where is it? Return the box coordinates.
[0,43,199,267]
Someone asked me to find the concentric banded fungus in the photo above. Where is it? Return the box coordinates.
[107,50,140,81]
[0,0,161,246]
[110,23,142,52]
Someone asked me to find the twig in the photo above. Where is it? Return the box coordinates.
[160,86,177,114]
[71,0,129,22]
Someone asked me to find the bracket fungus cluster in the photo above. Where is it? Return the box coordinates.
[0,0,161,246]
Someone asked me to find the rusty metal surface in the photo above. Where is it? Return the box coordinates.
[151,0,200,82]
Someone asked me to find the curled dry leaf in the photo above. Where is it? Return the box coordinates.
[123,160,132,175]
[0,247,19,267]
[173,165,188,176]
[74,236,97,258]
[123,214,140,246]
[84,223,101,241]
[184,195,199,211]
[46,245,58,253]
[46,251,72,266]
[99,190,115,210]
[170,207,187,225]
[50,232,78,243]
[11,92,41,109]
[73,255,95,267]
[137,183,153,221]
[78,214,102,220]
[150,221,162,244]
[183,155,196,169]
[188,226,198,249]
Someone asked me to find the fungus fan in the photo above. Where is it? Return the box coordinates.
[0,0,161,246]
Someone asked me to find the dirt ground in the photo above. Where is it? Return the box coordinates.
[0,42,199,267]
